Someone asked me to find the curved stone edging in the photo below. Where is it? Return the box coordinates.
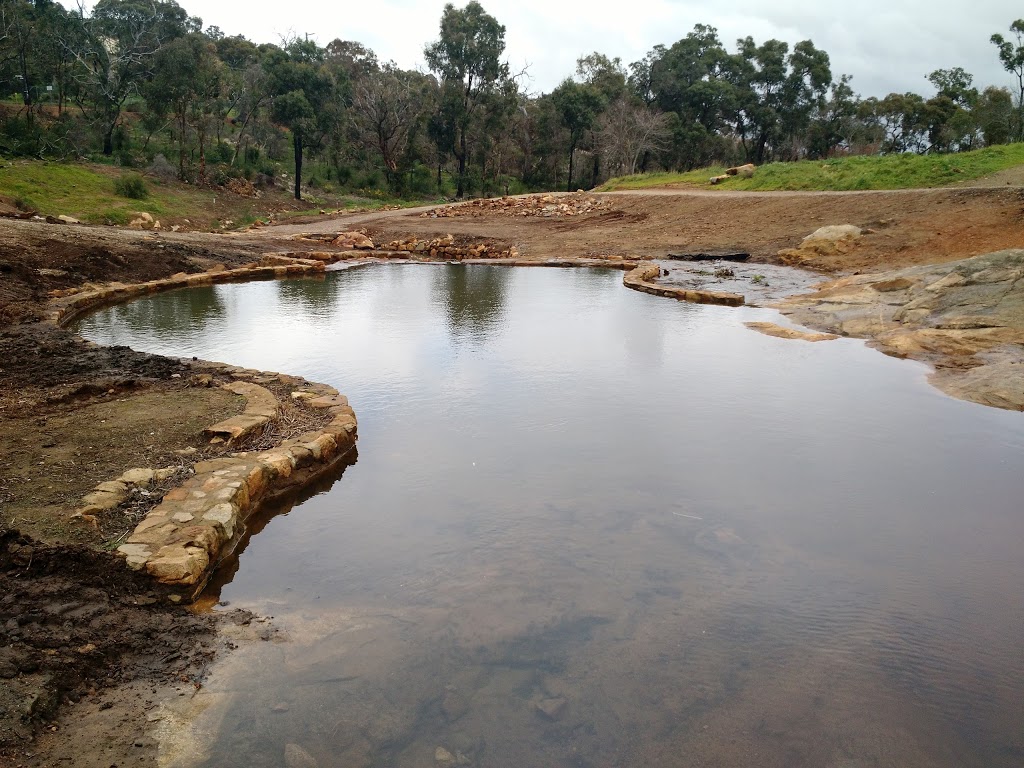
[623,263,745,307]
[49,257,328,328]
[117,388,357,600]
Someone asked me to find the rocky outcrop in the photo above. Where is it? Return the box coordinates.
[779,248,1024,409]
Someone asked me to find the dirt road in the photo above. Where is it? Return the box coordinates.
[1,183,1022,765]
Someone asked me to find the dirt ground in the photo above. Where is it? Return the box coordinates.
[1,181,1022,766]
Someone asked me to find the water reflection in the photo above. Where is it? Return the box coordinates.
[74,266,1024,768]
[431,264,511,342]
[276,273,342,317]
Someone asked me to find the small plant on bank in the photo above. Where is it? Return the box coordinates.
[114,173,148,200]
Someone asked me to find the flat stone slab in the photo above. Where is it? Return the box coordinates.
[744,321,838,342]
[204,381,280,443]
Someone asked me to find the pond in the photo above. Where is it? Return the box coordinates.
[75,264,1024,768]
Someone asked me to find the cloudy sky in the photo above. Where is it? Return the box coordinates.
[70,1,1023,98]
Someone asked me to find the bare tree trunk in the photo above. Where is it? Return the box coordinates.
[566,140,576,193]
[293,131,303,200]
[456,129,467,198]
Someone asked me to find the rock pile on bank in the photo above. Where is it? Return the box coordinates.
[381,233,519,259]
[420,192,609,219]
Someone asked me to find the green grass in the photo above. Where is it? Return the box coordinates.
[0,160,202,224]
[0,159,442,229]
[598,143,1024,192]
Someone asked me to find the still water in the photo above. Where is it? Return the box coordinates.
[76,265,1024,768]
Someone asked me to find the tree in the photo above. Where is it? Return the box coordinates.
[265,39,337,199]
[598,97,671,176]
[991,20,1024,140]
[66,0,198,154]
[424,1,510,198]
[352,65,429,191]
[145,33,221,180]
[551,79,603,190]
[925,69,980,152]
[732,36,831,162]
[807,74,858,158]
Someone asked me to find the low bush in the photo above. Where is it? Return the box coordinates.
[113,173,148,200]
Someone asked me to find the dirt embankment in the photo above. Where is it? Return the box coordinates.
[1,184,1023,764]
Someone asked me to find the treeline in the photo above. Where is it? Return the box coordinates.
[2,0,1023,199]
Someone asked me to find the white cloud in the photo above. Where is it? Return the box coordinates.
[63,0,1023,97]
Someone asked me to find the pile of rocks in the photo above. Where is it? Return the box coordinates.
[223,177,260,198]
[420,193,609,219]
[383,234,519,260]
[331,231,375,249]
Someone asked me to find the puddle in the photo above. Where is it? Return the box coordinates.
[655,259,821,305]
[75,265,1024,767]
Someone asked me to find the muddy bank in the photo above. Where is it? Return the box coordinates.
[0,528,221,763]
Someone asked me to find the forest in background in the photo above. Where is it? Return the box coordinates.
[2,0,1024,201]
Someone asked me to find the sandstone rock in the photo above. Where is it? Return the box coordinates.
[330,231,375,249]
[435,747,456,766]
[120,468,155,486]
[284,743,319,768]
[308,394,349,409]
[81,489,123,510]
[726,163,756,178]
[202,504,237,539]
[535,697,567,720]
[744,321,838,342]
[145,545,208,584]
[804,224,862,244]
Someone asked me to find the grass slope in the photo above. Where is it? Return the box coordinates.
[0,160,433,230]
[599,143,1024,192]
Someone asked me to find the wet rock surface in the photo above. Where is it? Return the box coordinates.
[657,260,821,306]
[780,248,1024,409]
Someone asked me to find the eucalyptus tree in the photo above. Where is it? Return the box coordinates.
[424,1,510,197]
[551,78,604,190]
[265,38,339,199]
[645,25,735,169]
[66,0,199,154]
[990,20,1024,140]
[352,65,432,191]
[144,33,221,179]
[731,36,831,162]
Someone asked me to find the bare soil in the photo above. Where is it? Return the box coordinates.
[1,183,1022,766]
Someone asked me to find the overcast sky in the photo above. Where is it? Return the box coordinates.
[68,1,1023,98]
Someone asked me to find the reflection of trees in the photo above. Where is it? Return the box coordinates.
[85,285,227,340]
[432,265,510,341]
[276,274,342,316]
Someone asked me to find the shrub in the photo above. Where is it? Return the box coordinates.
[147,153,177,182]
[114,173,148,200]
[13,196,36,212]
